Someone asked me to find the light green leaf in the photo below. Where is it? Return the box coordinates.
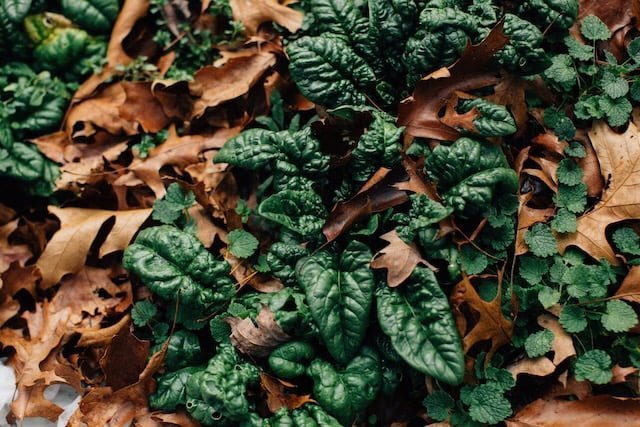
[227,229,259,258]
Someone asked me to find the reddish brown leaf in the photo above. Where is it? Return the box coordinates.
[371,230,434,287]
[323,164,411,243]
[450,273,513,359]
[259,373,314,413]
[118,82,172,133]
[100,327,150,390]
[398,21,509,140]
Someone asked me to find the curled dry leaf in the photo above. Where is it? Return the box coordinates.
[37,207,151,289]
[611,364,638,384]
[371,230,435,287]
[450,273,513,359]
[226,304,290,357]
[557,119,640,264]
[230,0,304,34]
[398,21,508,140]
[323,164,412,243]
[259,373,314,413]
[114,125,240,197]
[190,53,278,119]
[506,395,640,427]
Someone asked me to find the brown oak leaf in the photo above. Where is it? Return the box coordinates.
[450,273,513,359]
[557,119,640,264]
[371,230,434,287]
[229,0,304,34]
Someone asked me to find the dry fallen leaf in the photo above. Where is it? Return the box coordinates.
[557,119,640,264]
[506,395,640,427]
[259,373,314,413]
[450,273,513,359]
[371,230,434,287]
[615,266,640,303]
[398,21,508,140]
[508,314,576,378]
[226,304,290,357]
[230,0,304,34]
[0,219,32,279]
[37,207,151,288]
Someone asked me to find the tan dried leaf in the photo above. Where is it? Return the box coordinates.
[230,0,304,34]
[507,395,640,427]
[371,230,434,287]
[226,305,290,357]
[614,265,640,303]
[557,119,640,264]
[37,207,151,288]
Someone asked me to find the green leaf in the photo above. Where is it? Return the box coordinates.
[295,241,375,364]
[131,299,157,327]
[1,0,31,22]
[564,35,594,61]
[556,182,587,213]
[557,159,583,186]
[565,141,587,158]
[613,227,640,255]
[376,267,464,385]
[425,138,518,218]
[287,36,376,107]
[123,226,234,329]
[214,129,278,169]
[559,305,588,333]
[185,344,259,424]
[519,256,549,285]
[574,349,612,384]
[307,347,381,424]
[423,390,455,422]
[458,98,517,137]
[599,95,633,127]
[258,190,327,239]
[551,208,577,233]
[60,0,119,33]
[601,71,629,99]
[459,245,489,275]
[524,329,554,358]
[602,300,639,332]
[350,112,403,182]
[580,15,612,42]
[525,224,558,257]
[466,384,512,424]
[544,54,577,91]
[538,287,561,309]
[150,366,203,412]
[394,194,453,242]
[227,229,259,258]
[162,330,202,370]
[209,315,231,343]
[268,341,316,379]
[152,183,195,225]
[628,37,640,62]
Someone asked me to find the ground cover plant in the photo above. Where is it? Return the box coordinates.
[2,0,640,425]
